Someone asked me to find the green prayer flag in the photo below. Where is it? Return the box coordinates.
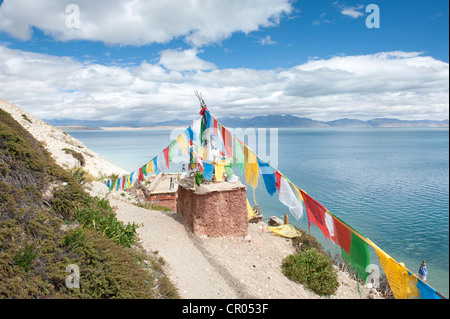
[341,231,370,281]
[169,140,177,162]
[200,117,206,147]
[232,137,244,176]
[225,164,233,178]
[142,164,147,177]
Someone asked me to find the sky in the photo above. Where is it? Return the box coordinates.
[0,0,448,123]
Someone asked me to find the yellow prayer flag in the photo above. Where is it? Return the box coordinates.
[374,246,419,299]
[247,199,257,220]
[146,160,155,174]
[177,134,188,155]
[199,146,208,160]
[214,164,225,182]
[244,146,259,188]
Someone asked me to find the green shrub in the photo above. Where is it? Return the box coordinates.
[13,242,39,272]
[73,196,139,248]
[282,248,339,296]
[291,226,324,254]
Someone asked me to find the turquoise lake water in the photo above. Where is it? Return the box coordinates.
[67,127,449,297]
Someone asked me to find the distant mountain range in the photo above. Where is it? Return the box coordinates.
[46,114,449,129]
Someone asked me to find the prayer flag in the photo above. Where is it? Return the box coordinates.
[278,176,303,221]
[131,171,138,186]
[203,161,214,180]
[299,189,331,240]
[244,146,259,188]
[331,215,352,254]
[157,149,169,172]
[275,171,282,191]
[213,117,219,137]
[186,126,194,142]
[153,157,159,174]
[374,246,419,299]
[222,125,233,157]
[342,231,371,281]
[413,273,442,299]
[138,167,144,182]
[146,159,155,175]
[169,140,177,162]
[197,156,204,172]
[325,212,334,238]
[232,137,245,175]
[257,157,277,196]
[142,163,148,177]
[204,110,212,130]
[177,133,189,155]
[215,164,225,182]
[192,117,202,146]
[128,173,133,188]
[225,165,233,179]
[163,146,170,169]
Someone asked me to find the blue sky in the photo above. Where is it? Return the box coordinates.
[0,0,448,122]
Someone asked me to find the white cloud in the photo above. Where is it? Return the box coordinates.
[0,0,293,47]
[340,5,364,18]
[332,2,364,19]
[259,36,277,46]
[158,48,216,71]
[0,46,448,122]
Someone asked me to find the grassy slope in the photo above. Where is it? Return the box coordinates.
[0,109,179,299]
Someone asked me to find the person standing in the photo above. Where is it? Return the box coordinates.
[418,260,428,282]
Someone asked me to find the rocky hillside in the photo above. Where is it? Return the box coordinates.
[0,99,127,179]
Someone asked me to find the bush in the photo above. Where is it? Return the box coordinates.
[73,196,139,248]
[291,226,324,254]
[282,248,339,296]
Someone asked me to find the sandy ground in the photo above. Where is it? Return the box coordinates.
[1,98,381,299]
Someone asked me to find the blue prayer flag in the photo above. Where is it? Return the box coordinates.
[257,157,277,196]
[203,161,215,181]
[153,157,159,174]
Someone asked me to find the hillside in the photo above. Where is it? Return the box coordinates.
[0,99,127,178]
[0,106,178,299]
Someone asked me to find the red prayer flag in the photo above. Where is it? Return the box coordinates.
[222,126,233,157]
[275,171,282,192]
[299,189,331,240]
[332,216,352,254]
[213,117,219,136]
[138,167,144,182]
[163,146,170,169]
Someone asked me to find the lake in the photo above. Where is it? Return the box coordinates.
[67,127,449,297]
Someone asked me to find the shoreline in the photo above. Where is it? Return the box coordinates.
[58,125,449,131]
[58,125,186,131]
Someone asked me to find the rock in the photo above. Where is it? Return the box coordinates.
[244,234,252,242]
[268,216,283,226]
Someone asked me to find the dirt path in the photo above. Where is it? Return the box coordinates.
[107,194,376,299]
